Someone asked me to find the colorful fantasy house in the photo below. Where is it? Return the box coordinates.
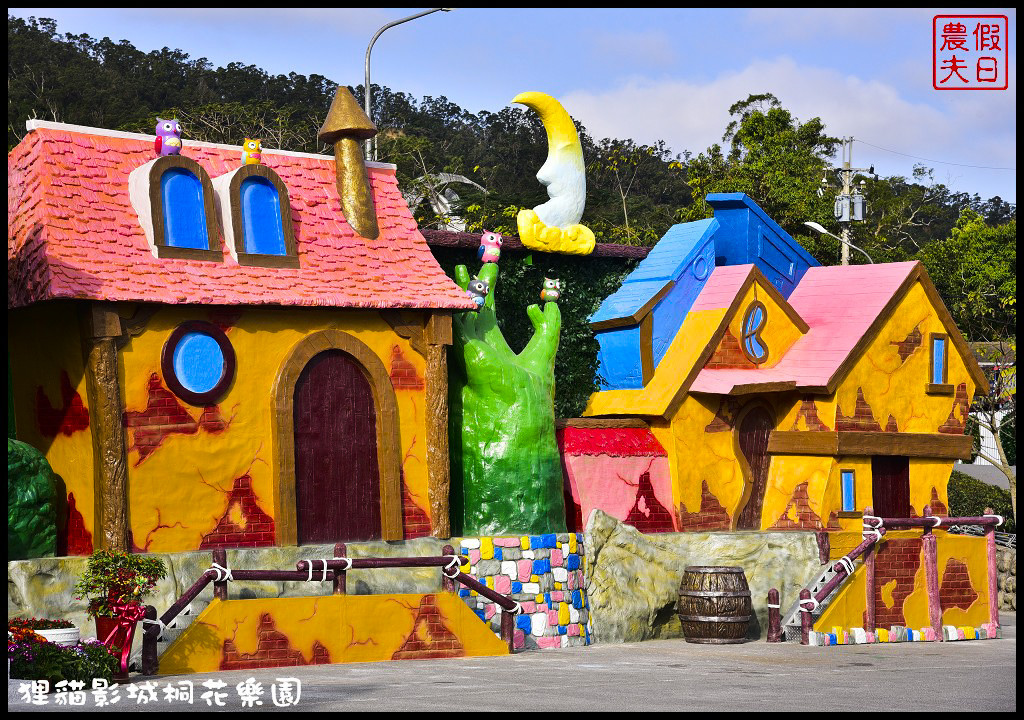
[8,120,477,555]
[568,193,989,536]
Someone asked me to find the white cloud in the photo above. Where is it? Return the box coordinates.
[560,57,1016,199]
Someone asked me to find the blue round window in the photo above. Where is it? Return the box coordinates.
[162,321,236,404]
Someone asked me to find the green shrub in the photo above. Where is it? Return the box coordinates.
[8,637,116,686]
[947,470,1015,533]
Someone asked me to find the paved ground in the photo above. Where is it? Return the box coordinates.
[11,612,1016,712]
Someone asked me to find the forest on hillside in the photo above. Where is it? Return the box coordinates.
[8,15,1016,349]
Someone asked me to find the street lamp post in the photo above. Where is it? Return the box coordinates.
[364,8,452,161]
[804,222,874,264]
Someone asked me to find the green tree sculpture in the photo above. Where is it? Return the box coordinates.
[449,261,566,535]
[8,439,58,560]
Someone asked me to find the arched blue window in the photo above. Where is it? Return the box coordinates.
[227,164,297,267]
[161,168,209,249]
[240,176,286,255]
[147,155,221,261]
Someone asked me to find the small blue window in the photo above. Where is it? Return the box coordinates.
[240,176,286,255]
[161,168,209,249]
[931,335,946,384]
[741,302,768,364]
[172,332,225,395]
[841,470,856,512]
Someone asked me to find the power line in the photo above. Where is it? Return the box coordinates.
[854,138,1015,171]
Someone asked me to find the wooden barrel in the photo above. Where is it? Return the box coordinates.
[677,566,752,644]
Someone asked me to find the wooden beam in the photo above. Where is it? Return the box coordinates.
[424,312,452,539]
[420,228,652,259]
[767,430,974,459]
[557,417,649,429]
[82,303,129,552]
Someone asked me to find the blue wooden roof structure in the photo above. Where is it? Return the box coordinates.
[589,193,820,391]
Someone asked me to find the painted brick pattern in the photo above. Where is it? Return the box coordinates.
[123,373,230,465]
[36,370,90,438]
[863,538,922,629]
[402,484,432,539]
[768,482,841,531]
[677,480,732,531]
[199,473,276,549]
[891,325,922,362]
[459,534,591,650]
[939,558,978,612]
[220,612,330,670]
[835,388,883,432]
[938,383,969,434]
[389,345,425,391]
[62,491,93,556]
[704,397,742,433]
[391,594,465,660]
[704,328,756,369]
[624,472,676,533]
[792,397,831,431]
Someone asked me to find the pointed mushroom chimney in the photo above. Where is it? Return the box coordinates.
[318,86,380,240]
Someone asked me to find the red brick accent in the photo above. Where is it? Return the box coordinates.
[938,383,969,434]
[704,328,756,369]
[704,397,742,433]
[123,373,231,465]
[624,471,677,533]
[402,483,432,539]
[792,396,831,432]
[391,595,465,660]
[836,388,882,432]
[63,491,93,556]
[863,538,922,629]
[768,482,841,531]
[884,414,899,433]
[36,371,90,438]
[938,558,978,612]
[221,612,331,670]
[891,325,922,362]
[199,474,276,550]
[928,487,948,516]
[677,480,732,531]
[389,345,425,391]
[207,308,243,334]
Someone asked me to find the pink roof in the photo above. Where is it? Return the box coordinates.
[8,124,476,311]
[690,264,755,311]
[690,262,919,394]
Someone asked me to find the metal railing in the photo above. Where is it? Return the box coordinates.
[140,543,521,675]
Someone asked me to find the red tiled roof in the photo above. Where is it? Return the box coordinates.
[690,262,920,394]
[8,123,476,311]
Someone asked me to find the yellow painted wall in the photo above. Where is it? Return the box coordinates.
[9,302,97,547]
[158,593,508,675]
[116,306,429,552]
[815,534,991,632]
[713,277,805,368]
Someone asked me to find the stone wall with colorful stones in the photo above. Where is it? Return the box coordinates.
[458,533,591,650]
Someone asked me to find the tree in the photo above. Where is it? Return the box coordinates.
[680,93,841,259]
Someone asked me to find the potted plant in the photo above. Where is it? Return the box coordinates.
[73,550,166,674]
[8,625,116,687]
[8,618,79,647]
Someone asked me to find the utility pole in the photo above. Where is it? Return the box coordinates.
[830,137,873,265]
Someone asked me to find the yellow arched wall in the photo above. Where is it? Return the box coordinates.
[119,306,430,553]
[9,302,98,549]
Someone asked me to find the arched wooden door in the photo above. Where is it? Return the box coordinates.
[294,350,382,543]
[735,406,774,530]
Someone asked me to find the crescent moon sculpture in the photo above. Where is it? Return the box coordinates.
[513,91,595,255]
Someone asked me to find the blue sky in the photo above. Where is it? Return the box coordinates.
[10,8,1017,202]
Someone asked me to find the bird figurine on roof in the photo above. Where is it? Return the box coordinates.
[477,230,503,263]
[540,277,562,303]
[466,276,489,310]
[242,138,262,165]
[154,118,182,157]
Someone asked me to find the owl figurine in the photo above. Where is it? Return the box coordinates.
[154,118,182,157]
[242,138,262,165]
[477,230,503,263]
[540,277,562,303]
[466,276,489,310]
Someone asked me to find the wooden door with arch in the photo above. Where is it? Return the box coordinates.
[733,401,776,530]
